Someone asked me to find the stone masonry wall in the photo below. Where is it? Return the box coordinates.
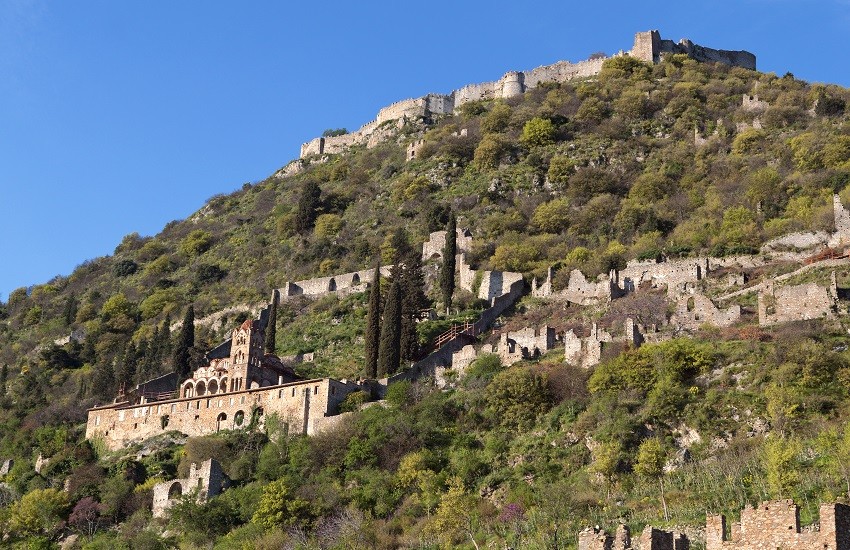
[278,266,393,301]
[299,31,756,160]
[86,378,360,451]
[421,229,473,260]
[580,524,687,550]
[673,293,741,330]
[758,276,837,326]
[706,499,850,550]
[152,459,227,518]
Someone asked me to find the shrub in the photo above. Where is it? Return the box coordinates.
[520,117,555,148]
[531,198,571,233]
[339,390,369,413]
[314,214,343,238]
[179,230,214,257]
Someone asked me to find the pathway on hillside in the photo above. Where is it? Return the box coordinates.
[716,257,850,301]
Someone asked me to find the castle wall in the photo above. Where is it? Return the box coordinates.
[297,31,756,160]
[706,500,850,550]
[619,258,707,295]
[86,378,360,451]
[421,229,473,260]
[278,266,393,301]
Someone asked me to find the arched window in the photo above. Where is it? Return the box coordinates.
[328,278,336,291]
[183,383,194,398]
[216,412,227,432]
[220,378,228,393]
[352,273,360,285]
[196,381,206,396]
[234,410,245,427]
[208,379,218,394]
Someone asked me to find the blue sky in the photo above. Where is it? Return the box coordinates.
[1,0,849,300]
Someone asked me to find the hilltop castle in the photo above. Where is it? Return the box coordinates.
[297,30,755,159]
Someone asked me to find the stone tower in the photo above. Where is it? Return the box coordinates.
[500,71,525,98]
[631,30,661,63]
[228,319,265,392]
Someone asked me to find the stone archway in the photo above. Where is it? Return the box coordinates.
[328,278,337,291]
[216,412,227,432]
[196,381,206,396]
[208,379,218,394]
[183,383,194,398]
[168,481,182,500]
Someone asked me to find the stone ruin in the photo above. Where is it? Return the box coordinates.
[0,459,12,476]
[706,499,850,550]
[152,459,229,518]
[672,292,741,330]
[564,323,612,368]
[458,253,524,303]
[449,325,557,373]
[758,272,838,326]
[421,227,473,261]
[297,31,754,161]
[579,523,688,550]
[278,266,393,301]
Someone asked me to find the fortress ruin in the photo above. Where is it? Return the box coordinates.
[298,30,755,159]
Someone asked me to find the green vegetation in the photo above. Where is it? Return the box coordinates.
[1,52,850,546]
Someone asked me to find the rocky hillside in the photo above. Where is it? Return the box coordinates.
[0,52,850,548]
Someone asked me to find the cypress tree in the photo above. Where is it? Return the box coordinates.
[115,342,137,387]
[173,305,195,383]
[400,251,427,362]
[364,263,381,378]
[440,213,457,313]
[295,180,321,233]
[63,293,78,326]
[0,364,6,396]
[377,278,402,377]
[265,290,279,354]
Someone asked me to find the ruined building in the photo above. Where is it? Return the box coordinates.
[152,459,228,518]
[298,30,755,159]
[579,523,688,550]
[706,499,850,550]
[85,303,361,451]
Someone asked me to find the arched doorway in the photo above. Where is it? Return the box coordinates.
[216,413,227,432]
[168,481,182,500]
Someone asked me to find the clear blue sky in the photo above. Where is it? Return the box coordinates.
[2,0,849,300]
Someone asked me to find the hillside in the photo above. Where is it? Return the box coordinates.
[1,41,850,548]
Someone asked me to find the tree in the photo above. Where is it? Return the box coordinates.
[764,437,801,499]
[531,198,571,233]
[251,479,310,529]
[426,477,481,549]
[378,279,402,377]
[8,488,69,538]
[440,214,457,313]
[69,496,104,537]
[484,368,553,431]
[364,263,381,378]
[63,293,78,326]
[520,117,555,148]
[265,291,278,354]
[634,438,669,521]
[399,250,428,363]
[295,180,321,233]
[0,364,7,397]
[173,305,195,383]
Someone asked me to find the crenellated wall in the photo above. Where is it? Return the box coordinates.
[706,499,850,550]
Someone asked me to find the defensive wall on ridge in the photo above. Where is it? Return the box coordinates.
[299,30,755,159]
